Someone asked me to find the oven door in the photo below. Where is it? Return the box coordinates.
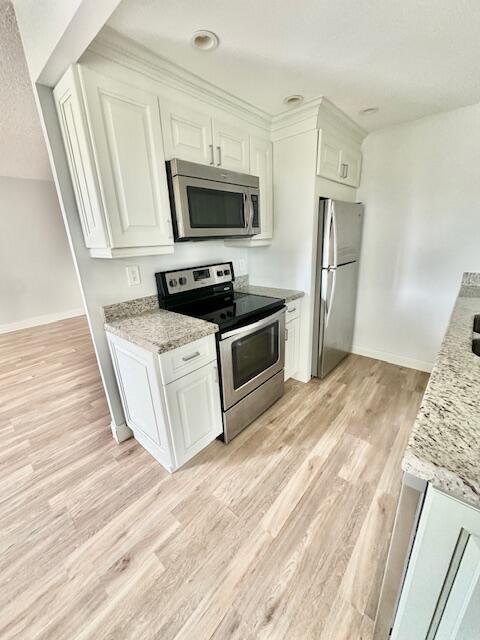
[219,307,286,410]
[172,175,260,239]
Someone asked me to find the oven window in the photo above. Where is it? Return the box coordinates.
[231,322,279,389]
[187,186,245,228]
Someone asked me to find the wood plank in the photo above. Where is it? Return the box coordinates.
[0,316,428,639]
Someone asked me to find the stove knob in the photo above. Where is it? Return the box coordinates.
[169,279,177,288]
[179,277,187,285]
[224,269,230,275]
[216,270,224,277]
[220,313,226,319]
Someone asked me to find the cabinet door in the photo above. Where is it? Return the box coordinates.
[339,145,362,188]
[284,316,300,381]
[435,534,480,640]
[212,119,249,172]
[392,486,480,639]
[165,362,223,467]
[107,334,174,470]
[79,66,173,250]
[317,129,342,182]
[161,99,213,165]
[249,135,273,240]
[54,67,109,249]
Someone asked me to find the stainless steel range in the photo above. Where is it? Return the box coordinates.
[156,262,286,442]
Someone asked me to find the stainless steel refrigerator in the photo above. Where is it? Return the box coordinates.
[312,198,364,378]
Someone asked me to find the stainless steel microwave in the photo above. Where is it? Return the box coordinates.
[166,159,260,240]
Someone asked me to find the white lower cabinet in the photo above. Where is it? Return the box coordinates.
[107,332,222,472]
[165,363,222,467]
[284,300,301,381]
[392,486,480,639]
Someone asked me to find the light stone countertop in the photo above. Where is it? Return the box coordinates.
[234,282,304,302]
[104,295,218,354]
[103,283,304,355]
[402,273,480,508]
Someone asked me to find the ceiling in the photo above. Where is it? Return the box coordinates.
[108,0,480,131]
[0,0,51,180]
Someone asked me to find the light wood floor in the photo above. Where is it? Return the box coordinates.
[0,316,429,640]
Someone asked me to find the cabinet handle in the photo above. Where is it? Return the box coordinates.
[213,366,218,383]
[217,145,222,166]
[340,163,349,179]
[285,328,289,341]
[287,307,296,313]
[209,144,214,165]
[182,351,200,362]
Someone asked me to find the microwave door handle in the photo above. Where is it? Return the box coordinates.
[243,193,248,231]
[247,194,254,235]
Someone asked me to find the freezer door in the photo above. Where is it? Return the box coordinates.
[320,261,359,378]
[322,199,364,268]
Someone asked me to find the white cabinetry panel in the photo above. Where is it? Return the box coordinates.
[317,128,362,188]
[161,100,213,165]
[284,300,301,381]
[80,67,172,251]
[435,534,480,640]
[339,144,362,188]
[107,332,222,472]
[54,65,173,258]
[213,119,249,172]
[392,486,480,639]
[107,334,174,470]
[165,362,223,467]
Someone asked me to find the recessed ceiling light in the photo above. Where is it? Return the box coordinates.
[359,107,379,116]
[191,30,219,51]
[283,95,304,107]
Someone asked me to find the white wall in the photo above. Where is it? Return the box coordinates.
[0,177,83,332]
[355,103,480,371]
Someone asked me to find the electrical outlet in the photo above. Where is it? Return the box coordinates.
[126,264,141,286]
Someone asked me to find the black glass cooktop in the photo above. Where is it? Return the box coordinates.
[171,291,285,331]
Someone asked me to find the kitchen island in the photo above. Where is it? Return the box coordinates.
[375,272,480,639]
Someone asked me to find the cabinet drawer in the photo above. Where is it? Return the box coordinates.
[158,334,217,384]
[285,300,300,321]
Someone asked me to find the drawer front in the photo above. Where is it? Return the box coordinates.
[159,334,217,384]
[285,299,300,321]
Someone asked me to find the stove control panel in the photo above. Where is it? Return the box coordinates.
[157,262,234,297]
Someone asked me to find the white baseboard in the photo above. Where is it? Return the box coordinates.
[0,308,85,334]
[351,344,433,373]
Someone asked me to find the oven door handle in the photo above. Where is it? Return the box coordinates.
[220,306,286,340]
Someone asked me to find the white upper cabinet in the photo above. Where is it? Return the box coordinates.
[212,119,250,172]
[224,134,273,247]
[54,65,173,258]
[249,135,273,240]
[161,99,251,173]
[161,99,214,165]
[339,144,362,188]
[317,128,362,188]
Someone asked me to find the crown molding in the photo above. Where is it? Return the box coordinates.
[87,27,367,144]
[318,97,367,144]
[88,27,272,130]
[271,96,367,143]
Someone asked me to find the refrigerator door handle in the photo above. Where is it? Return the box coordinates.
[331,202,338,269]
[325,268,337,327]
[324,200,338,269]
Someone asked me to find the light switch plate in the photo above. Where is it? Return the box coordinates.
[126,264,141,286]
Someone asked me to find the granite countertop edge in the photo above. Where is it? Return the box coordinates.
[401,271,480,508]
[103,284,304,356]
